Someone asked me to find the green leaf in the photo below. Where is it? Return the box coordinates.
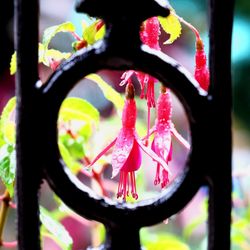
[231,219,250,246]
[58,141,82,174]
[0,133,4,148]
[183,213,207,239]
[58,97,99,169]
[86,74,124,114]
[83,20,105,45]
[60,133,86,158]
[0,97,16,144]
[158,11,182,44]
[40,206,73,250]
[141,231,190,250]
[0,144,15,197]
[39,43,71,67]
[233,218,249,231]
[9,44,71,74]
[59,97,99,124]
[10,52,16,75]
[95,23,105,42]
[42,22,75,51]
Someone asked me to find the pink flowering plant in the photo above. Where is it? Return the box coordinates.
[0,2,216,249]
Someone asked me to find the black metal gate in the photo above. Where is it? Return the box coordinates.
[15,0,234,249]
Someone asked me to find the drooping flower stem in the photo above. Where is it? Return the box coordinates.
[172,11,201,41]
[81,156,108,197]
[70,31,82,41]
[172,11,206,52]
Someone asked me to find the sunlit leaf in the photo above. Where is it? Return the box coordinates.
[0,97,16,144]
[231,233,246,245]
[58,142,82,174]
[0,144,15,197]
[10,44,71,74]
[183,213,206,239]
[86,74,124,114]
[141,231,190,250]
[231,219,250,246]
[233,218,249,231]
[59,131,87,158]
[95,24,105,42]
[158,11,182,44]
[10,52,16,75]
[59,97,99,124]
[42,22,75,51]
[58,97,99,169]
[40,206,73,250]
[39,43,71,67]
[0,132,4,148]
[83,20,105,45]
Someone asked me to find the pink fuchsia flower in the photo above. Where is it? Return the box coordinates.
[88,84,170,201]
[148,86,190,188]
[173,13,210,91]
[140,16,161,50]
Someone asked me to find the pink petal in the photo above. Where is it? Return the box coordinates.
[120,70,135,86]
[167,143,173,162]
[136,135,171,174]
[156,91,172,123]
[161,169,169,188]
[135,72,148,98]
[151,138,159,155]
[88,138,117,167]
[121,140,142,173]
[195,66,210,92]
[195,49,210,91]
[122,99,136,129]
[111,128,135,178]
[154,130,172,160]
[140,17,160,50]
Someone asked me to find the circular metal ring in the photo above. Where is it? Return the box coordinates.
[39,40,208,227]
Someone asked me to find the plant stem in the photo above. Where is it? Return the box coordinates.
[0,190,11,246]
[82,156,108,197]
[172,11,201,40]
[70,31,82,41]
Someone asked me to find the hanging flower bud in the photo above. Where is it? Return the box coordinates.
[173,12,210,91]
[140,17,161,50]
[194,38,210,91]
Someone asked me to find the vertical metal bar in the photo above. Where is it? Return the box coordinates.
[15,0,41,249]
[208,0,234,249]
[103,226,141,250]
